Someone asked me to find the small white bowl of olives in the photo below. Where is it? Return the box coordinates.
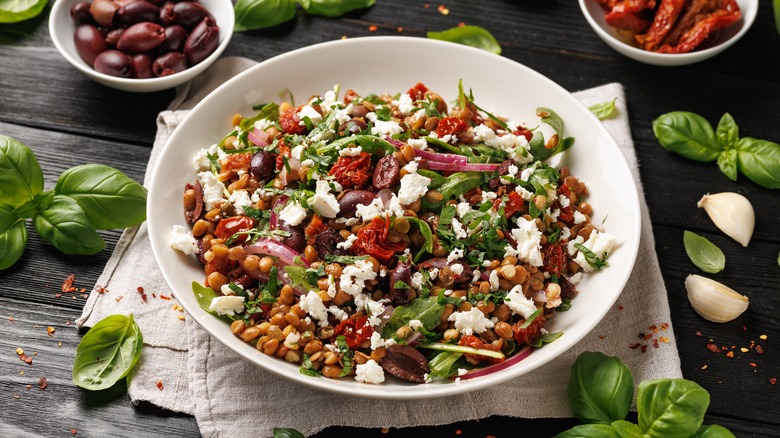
[49,0,234,92]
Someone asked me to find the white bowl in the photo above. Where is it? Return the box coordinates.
[49,0,234,92]
[579,0,757,66]
[147,36,641,399]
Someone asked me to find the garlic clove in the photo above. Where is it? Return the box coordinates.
[685,274,749,323]
[697,192,755,247]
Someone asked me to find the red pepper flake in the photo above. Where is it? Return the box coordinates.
[47,327,56,337]
[156,380,164,390]
[381,428,389,434]
[137,286,148,303]
[368,25,378,32]
[629,343,640,349]
[742,325,748,331]
[115,295,124,302]
[721,345,728,351]
[71,428,77,435]
[159,295,171,301]
[649,324,658,333]
[726,351,734,358]
[54,294,62,298]
[749,362,757,367]
[706,343,720,353]
[640,345,647,353]
[617,305,624,310]
[643,333,653,341]
[660,322,669,331]
[21,354,33,364]
[8,316,14,322]
[96,285,107,294]
[598,335,606,340]
[653,339,660,349]
[454,430,462,435]
[638,333,645,339]
[755,345,764,354]
[152,293,157,298]
[61,274,77,293]
[771,378,777,385]
[695,331,702,336]
[38,377,48,389]
[396,26,404,32]
[423,3,430,8]
[659,336,670,343]
[437,4,450,15]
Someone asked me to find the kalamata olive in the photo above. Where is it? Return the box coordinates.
[114,1,160,27]
[249,151,275,182]
[115,0,136,6]
[70,2,95,25]
[277,223,305,253]
[343,117,367,134]
[73,24,107,67]
[152,51,187,76]
[351,104,369,118]
[105,28,125,47]
[183,17,219,65]
[381,345,429,383]
[387,262,412,306]
[496,159,513,176]
[117,22,166,53]
[159,1,175,26]
[559,276,577,299]
[337,190,376,217]
[158,25,187,52]
[93,50,132,77]
[89,0,120,28]
[131,53,154,78]
[315,228,347,258]
[373,155,400,189]
[418,257,473,283]
[172,1,211,29]
[184,181,204,224]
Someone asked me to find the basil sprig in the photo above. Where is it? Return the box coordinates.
[427,25,502,55]
[0,0,47,23]
[589,98,617,120]
[0,135,147,270]
[234,0,376,31]
[652,112,780,189]
[683,231,725,274]
[72,314,143,391]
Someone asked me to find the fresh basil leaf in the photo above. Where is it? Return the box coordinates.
[637,379,710,438]
[735,138,780,189]
[716,148,738,181]
[299,0,375,17]
[0,204,27,270]
[690,424,736,438]
[610,420,645,438]
[589,98,617,120]
[428,351,465,378]
[427,25,501,55]
[54,164,147,230]
[404,217,433,261]
[0,134,43,207]
[0,0,47,23]
[72,314,143,391]
[234,0,296,31]
[715,113,738,149]
[191,281,239,322]
[530,109,574,161]
[528,331,563,348]
[382,296,444,338]
[33,195,105,255]
[554,424,622,438]
[284,265,319,291]
[775,0,780,35]
[272,428,306,438]
[683,231,725,274]
[567,351,634,425]
[652,112,720,162]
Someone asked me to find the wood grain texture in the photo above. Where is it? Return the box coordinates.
[1,0,778,436]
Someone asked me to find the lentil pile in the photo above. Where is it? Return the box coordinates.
[170,82,618,384]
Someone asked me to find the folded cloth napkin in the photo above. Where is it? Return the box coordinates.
[78,56,682,437]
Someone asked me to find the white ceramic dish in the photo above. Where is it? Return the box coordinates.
[579,0,757,66]
[49,0,234,92]
[147,36,641,399]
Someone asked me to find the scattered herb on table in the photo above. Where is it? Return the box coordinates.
[0,135,147,270]
[557,351,735,437]
[589,98,617,120]
[0,0,47,23]
[427,25,502,55]
[652,112,780,189]
[273,428,306,438]
[234,0,376,31]
[683,231,725,274]
[72,314,143,391]
[775,0,780,35]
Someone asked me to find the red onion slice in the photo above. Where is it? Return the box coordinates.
[457,346,533,380]
[414,148,467,165]
[269,195,289,230]
[248,129,271,147]
[244,239,308,268]
[427,161,500,172]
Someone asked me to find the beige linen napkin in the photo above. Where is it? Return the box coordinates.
[78,56,682,437]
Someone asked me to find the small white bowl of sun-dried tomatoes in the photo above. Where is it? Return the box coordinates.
[579,0,758,66]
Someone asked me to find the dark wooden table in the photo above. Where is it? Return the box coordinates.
[1,1,778,436]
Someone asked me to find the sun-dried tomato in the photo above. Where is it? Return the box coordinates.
[332,316,374,349]
[513,127,534,142]
[636,0,687,51]
[279,108,305,134]
[305,214,328,239]
[220,152,251,173]
[215,216,256,242]
[657,6,741,53]
[503,191,525,219]
[435,117,469,137]
[407,82,429,101]
[328,152,372,189]
[275,139,291,171]
[458,335,503,365]
[353,216,405,264]
[205,257,236,278]
[542,243,567,276]
[513,313,546,346]
[558,206,574,226]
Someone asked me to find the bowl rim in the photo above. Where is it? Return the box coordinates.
[147,36,643,399]
[578,0,758,62]
[48,0,235,90]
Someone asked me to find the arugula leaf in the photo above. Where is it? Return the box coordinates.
[324,254,368,264]
[299,353,321,377]
[382,296,444,338]
[438,204,457,226]
[528,331,563,348]
[273,428,306,438]
[404,217,434,261]
[239,102,280,131]
[427,25,501,55]
[284,266,319,292]
[393,280,410,289]
[428,351,467,378]
[531,108,575,161]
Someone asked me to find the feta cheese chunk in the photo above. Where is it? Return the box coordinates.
[169,225,199,255]
[392,93,415,115]
[573,210,588,224]
[279,201,307,226]
[298,105,322,125]
[504,217,544,266]
[448,307,495,336]
[300,291,329,327]
[209,295,245,316]
[197,171,226,210]
[228,190,252,215]
[397,173,431,205]
[504,285,537,319]
[571,230,619,272]
[355,359,385,384]
[366,112,403,137]
[310,180,341,218]
[339,145,363,157]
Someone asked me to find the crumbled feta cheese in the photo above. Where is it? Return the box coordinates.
[209,295,245,316]
[450,263,464,275]
[285,331,301,345]
[198,171,226,210]
[354,293,385,327]
[310,180,340,218]
[291,145,305,160]
[228,190,252,215]
[339,259,378,298]
[451,218,469,239]
[385,195,406,217]
[507,165,519,177]
[331,105,353,125]
[339,145,362,157]
[220,284,234,296]
[489,269,500,292]
[481,191,498,202]
[168,225,199,255]
[456,202,472,218]
[447,248,464,263]
[392,93,415,115]
[254,118,273,131]
[548,208,560,221]
[571,230,619,272]
[568,272,583,285]
[407,138,428,150]
[558,194,571,208]
[355,198,385,222]
[457,368,469,376]
[561,226,571,240]
[411,272,424,290]
[337,234,358,250]
[327,275,337,298]
[321,89,338,109]
[279,201,307,226]
[408,319,424,331]
[448,307,495,336]
[328,305,348,321]
[300,291,329,327]
[402,160,418,174]
[298,105,322,125]
[504,217,544,266]
[369,331,397,350]
[192,144,224,170]
[504,285,537,319]
[366,112,403,137]
[397,173,431,205]
[355,359,385,384]
[573,210,588,224]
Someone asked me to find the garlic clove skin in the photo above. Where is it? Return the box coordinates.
[697,192,755,247]
[685,274,749,323]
